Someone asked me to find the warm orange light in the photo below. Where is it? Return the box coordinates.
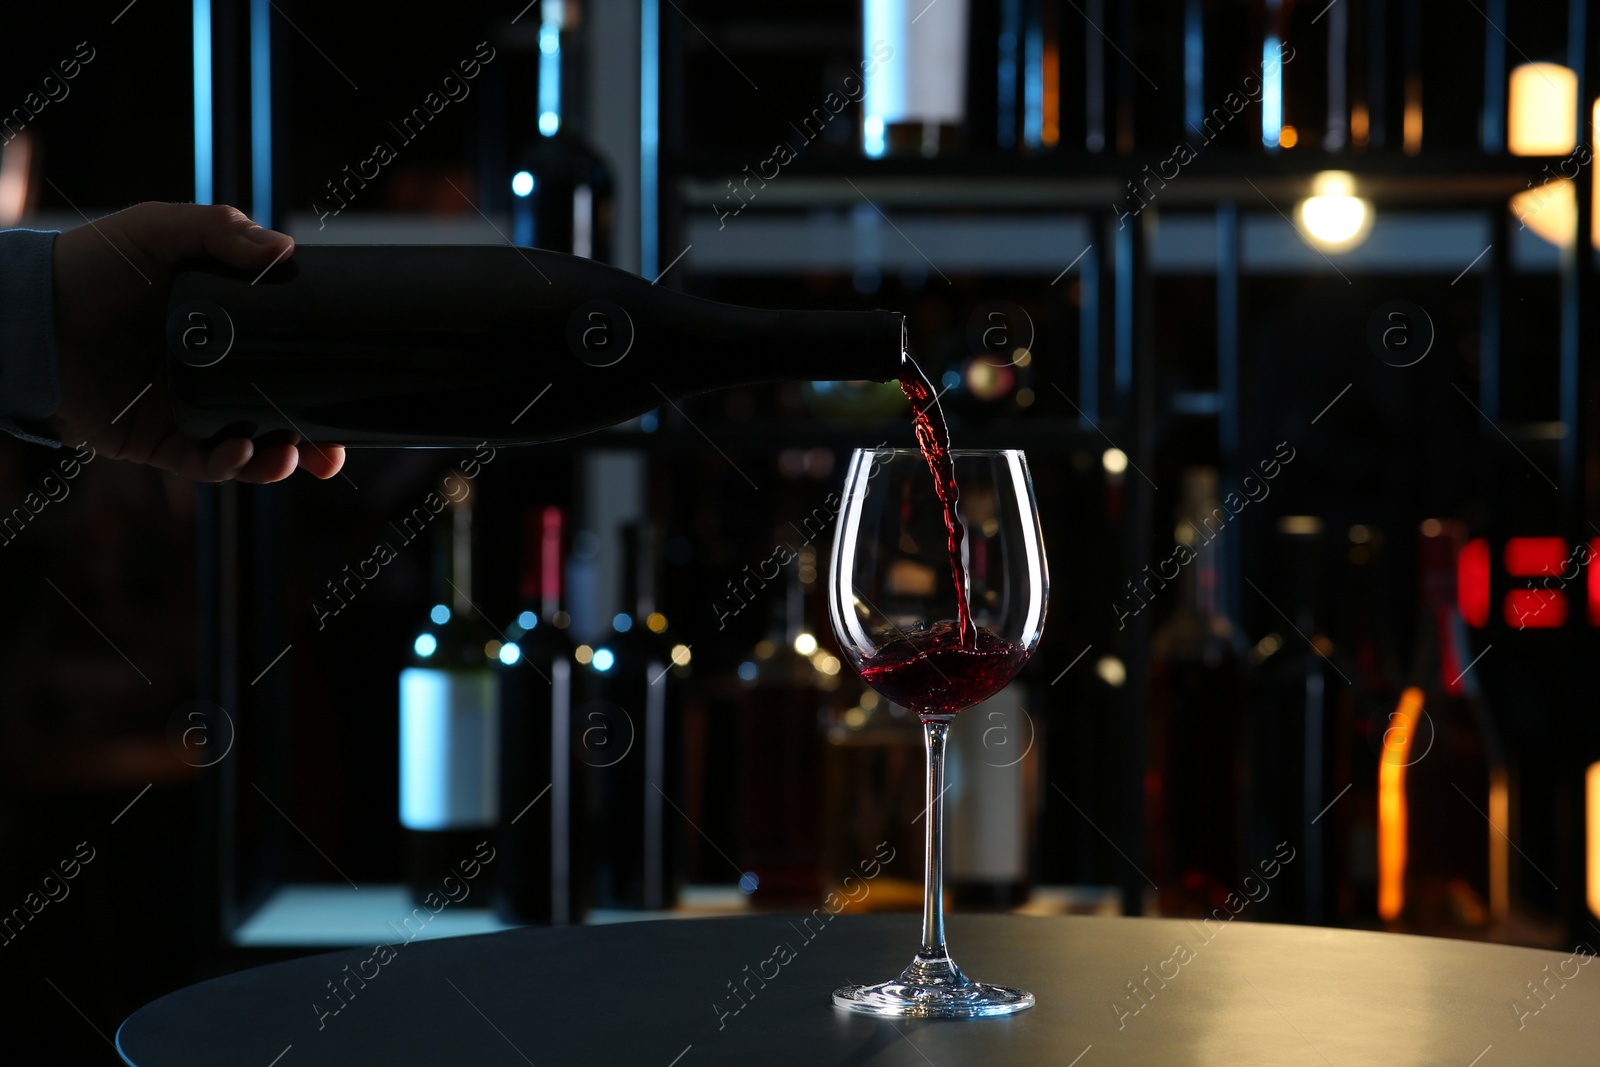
[1509,63,1578,156]
[1350,104,1370,148]
[1403,76,1422,155]
[1378,687,1425,921]
[1511,178,1581,248]
[1279,124,1298,148]
[1458,538,1490,628]
[1588,762,1600,919]
[1489,766,1509,924]
[0,131,30,228]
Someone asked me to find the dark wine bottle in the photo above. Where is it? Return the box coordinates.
[165,246,906,446]
[399,492,501,906]
[1379,520,1509,935]
[495,505,579,925]
[510,0,613,260]
[1338,523,1401,923]
[734,548,830,904]
[579,521,685,910]
[1246,516,1354,925]
[1147,467,1251,917]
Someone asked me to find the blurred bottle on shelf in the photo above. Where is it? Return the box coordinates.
[859,0,970,157]
[1147,467,1251,917]
[1337,523,1401,922]
[399,493,501,907]
[821,690,925,910]
[991,0,1065,154]
[1378,519,1509,935]
[1246,516,1354,925]
[733,546,836,903]
[512,0,613,259]
[578,521,687,911]
[947,681,1039,908]
[496,505,580,925]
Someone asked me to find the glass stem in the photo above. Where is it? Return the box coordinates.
[919,718,951,962]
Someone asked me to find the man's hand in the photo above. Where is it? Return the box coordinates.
[44,202,345,483]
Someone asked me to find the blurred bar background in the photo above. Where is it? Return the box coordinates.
[1,0,1598,1057]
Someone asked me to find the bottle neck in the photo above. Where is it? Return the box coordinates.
[1432,607,1467,697]
[1416,529,1471,696]
[520,505,566,618]
[540,506,564,618]
[1174,468,1227,623]
[1186,541,1222,620]
[1280,525,1325,637]
[449,499,473,614]
[620,523,655,620]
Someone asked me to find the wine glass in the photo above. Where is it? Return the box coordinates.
[827,447,1048,1017]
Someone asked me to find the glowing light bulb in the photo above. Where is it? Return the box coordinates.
[1297,172,1373,253]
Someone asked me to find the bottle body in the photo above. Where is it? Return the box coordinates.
[496,505,581,925]
[1379,522,1508,934]
[733,547,833,904]
[167,246,904,447]
[1246,517,1354,925]
[579,522,685,910]
[1148,467,1250,917]
[400,494,501,906]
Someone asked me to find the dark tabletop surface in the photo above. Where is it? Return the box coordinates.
[117,913,1600,1066]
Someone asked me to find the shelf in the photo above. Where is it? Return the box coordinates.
[677,152,1555,211]
[681,209,1567,275]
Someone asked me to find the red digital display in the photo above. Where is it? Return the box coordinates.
[1505,589,1567,628]
[1504,537,1568,578]
[1591,539,1600,627]
[1465,536,1595,630]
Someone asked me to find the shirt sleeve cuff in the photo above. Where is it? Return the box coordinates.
[0,228,62,448]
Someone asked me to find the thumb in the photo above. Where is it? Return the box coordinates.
[114,201,293,271]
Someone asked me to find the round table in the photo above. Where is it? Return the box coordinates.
[118,914,1599,1065]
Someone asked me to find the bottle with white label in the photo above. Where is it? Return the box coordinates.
[947,683,1037,907]
[399,492,502,906]
[860,0,970,157]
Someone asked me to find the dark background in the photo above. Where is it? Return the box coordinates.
[0,1,1596,1061]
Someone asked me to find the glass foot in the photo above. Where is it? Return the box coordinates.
[832,955,1034,1018]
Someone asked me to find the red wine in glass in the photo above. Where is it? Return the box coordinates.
[859,621,1027,718]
